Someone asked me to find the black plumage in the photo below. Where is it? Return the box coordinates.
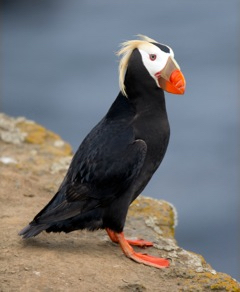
[19,35,185,268]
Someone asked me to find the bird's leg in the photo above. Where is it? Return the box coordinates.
[106,228,153,247]
[106,228,119,243]
[113,231,169,268]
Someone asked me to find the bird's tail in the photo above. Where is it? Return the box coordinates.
[18,223,50,239]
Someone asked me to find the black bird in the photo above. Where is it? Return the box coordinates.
[19,35,186,268]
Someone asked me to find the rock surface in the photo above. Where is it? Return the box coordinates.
[0,113,239,292]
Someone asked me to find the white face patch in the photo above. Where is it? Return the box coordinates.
[138,43,174,87]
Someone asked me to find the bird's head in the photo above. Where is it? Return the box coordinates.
[117,35,186,97]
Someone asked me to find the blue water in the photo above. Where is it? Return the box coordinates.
[2,0,239,280]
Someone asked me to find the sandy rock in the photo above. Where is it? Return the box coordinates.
[0,114,239,292]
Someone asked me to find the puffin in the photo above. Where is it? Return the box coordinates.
[19,35,186,269]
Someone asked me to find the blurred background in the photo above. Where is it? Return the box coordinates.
[2,0,239,280]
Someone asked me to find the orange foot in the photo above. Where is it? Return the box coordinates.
[106,228,153,248]
[106,228,169,269]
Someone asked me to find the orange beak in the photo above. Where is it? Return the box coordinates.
[156,56,186,95]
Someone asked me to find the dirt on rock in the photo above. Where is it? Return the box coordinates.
[0,113,239,292]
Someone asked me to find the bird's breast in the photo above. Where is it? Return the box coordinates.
[130,113,170,196]
[133,112,170,155]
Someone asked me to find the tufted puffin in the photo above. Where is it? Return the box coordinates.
[19,35,186,269]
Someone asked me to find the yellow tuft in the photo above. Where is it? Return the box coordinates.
[116,35,158,97]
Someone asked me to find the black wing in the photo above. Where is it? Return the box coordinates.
[33,118,147,224]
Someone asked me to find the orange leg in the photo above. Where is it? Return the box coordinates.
[106,229,169,268]
[106,228,119,243]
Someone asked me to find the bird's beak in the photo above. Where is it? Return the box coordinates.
[155,56,186,95]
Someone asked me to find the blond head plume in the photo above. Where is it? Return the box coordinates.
[116,35,158,96]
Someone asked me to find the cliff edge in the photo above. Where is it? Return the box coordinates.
[0,113,239,292]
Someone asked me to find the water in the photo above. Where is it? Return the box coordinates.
[2,0,239,280]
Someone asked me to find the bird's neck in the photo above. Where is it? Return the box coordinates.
[106,89,168,123]
[106,69,168,122]
[124,66,167,116]
[125,84,167,117]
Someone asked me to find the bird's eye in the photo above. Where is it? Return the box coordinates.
[149,54,157,61]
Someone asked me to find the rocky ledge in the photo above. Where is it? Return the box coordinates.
[0,113,239,292]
